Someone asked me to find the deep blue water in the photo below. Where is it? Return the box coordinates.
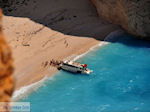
[22,35,150,112]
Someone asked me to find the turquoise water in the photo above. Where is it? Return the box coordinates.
[22,35,150,112]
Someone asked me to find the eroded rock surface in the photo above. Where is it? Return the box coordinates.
[91,0,150,38]
[0,9,14,103]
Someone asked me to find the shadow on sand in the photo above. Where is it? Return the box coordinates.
[1,0,119,40]
[1,0,150,47]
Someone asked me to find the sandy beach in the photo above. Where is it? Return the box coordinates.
[3,15,100,90]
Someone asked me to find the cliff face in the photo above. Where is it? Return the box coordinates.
[91,0,150,38]
[0,9,14,102]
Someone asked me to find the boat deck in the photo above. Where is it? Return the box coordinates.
[67,61,83,68]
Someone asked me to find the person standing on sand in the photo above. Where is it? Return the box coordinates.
[44,61,48,67]
[50,60,52,65]
[66,43,69,47]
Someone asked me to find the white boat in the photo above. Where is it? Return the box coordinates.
[59,60,92,74]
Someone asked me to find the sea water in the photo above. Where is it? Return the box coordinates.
[21,35,150,112]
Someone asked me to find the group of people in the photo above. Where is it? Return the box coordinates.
[49,59,63,67]
[43,59,63,68]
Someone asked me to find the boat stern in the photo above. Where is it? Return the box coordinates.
[83,69,93,74]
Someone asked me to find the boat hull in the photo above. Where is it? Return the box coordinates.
[60,65,92,74]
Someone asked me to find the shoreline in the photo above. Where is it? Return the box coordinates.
[3,15,101,91]
[2,15,121,102]
[12,40,109,101]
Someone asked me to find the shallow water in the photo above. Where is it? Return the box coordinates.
[21,35,150,112]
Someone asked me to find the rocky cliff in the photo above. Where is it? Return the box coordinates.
[0,9,14,103]
[91,0,150,38]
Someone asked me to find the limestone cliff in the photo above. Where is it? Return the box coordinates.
[91,0,150,38]
[0,9,14,103]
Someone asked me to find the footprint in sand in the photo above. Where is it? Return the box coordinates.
[64,39,69,48]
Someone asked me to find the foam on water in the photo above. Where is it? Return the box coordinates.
[12,76,50,101]
[73,41,108,61]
